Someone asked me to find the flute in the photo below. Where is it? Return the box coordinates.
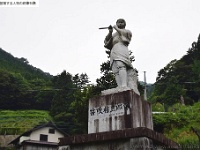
[99,25,113,30]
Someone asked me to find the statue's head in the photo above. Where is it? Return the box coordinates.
[116,18,126,29]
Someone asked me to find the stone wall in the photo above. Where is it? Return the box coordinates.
[0,135,19,147]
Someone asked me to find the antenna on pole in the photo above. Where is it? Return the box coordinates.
[144,71,147,101]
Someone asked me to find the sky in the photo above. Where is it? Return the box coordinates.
[0,0,200,84]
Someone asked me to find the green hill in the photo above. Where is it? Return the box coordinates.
[0,48,52,81]
[0,48,55,135]
[150,34,200,145]
[150,34,200,106]
[0,48,54,110]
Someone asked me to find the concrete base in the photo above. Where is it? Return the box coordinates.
[88,90,153,133]
[59,128,179,150]
[59,138,152,150]
[59,90,179,150]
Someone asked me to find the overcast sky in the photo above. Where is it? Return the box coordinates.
[0,0,200,84]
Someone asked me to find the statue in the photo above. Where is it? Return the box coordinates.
[101,18,140,95]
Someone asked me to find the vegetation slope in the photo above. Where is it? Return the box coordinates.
[0,110,52,135]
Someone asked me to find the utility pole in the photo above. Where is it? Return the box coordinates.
[144,71,147,101]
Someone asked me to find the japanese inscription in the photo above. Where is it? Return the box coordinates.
[89,103,130,117]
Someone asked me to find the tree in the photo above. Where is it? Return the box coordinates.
[50,71,75,116]
[50,71,93,134]
[73,73,90,89]
[0,70,40,109]
[96,60,117,91]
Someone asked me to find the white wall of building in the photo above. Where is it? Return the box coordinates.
[29,127,64,143]
[19,136,30,144]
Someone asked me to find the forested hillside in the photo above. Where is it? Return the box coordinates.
[150,34,200,145]
[0,48,53,110]
[0,48,52,81]
[150,34,200,107]
[0,48,94,134]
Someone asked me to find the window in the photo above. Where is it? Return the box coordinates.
[40,134,48,141]
[49,128,55,134]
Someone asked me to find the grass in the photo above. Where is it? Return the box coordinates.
[0,110,53,135]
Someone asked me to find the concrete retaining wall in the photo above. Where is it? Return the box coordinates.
[0,135,19,147]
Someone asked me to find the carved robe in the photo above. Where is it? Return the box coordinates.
[104,28,132,68]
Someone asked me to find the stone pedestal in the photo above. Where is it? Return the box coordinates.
[88,90,153,133]
[59,90,179,150]
[59,128,179,150]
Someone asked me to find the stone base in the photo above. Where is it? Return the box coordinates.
[59,90,179,150]
[59,138,152,150]
[59,128,180,150]
[88,90,153,133]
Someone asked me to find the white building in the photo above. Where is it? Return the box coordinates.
[10,122,69,150]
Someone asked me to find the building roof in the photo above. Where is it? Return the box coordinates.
[9,121,69,145]
[21,140,58,146]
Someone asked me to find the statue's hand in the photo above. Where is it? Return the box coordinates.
[105,50,111,57]
[108,25,113,33]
